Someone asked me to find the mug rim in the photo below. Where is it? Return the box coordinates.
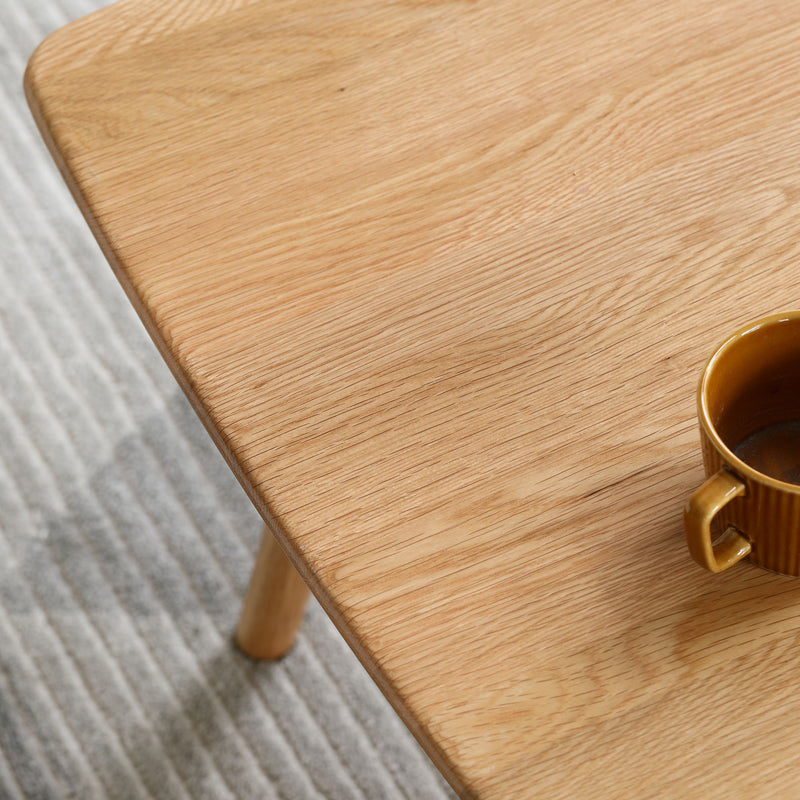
[698,310,800,494]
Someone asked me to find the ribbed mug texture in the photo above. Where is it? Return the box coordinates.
[701,428,800,576]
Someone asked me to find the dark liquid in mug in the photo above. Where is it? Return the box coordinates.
[733,420,800,485]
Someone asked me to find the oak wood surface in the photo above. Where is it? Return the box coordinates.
[24,1,800,796]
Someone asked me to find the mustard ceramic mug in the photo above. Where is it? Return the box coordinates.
[684,311,800,575]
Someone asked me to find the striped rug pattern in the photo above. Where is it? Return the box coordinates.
[0,2,456,797]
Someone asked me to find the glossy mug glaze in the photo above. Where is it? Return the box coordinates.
[684,311,800,575]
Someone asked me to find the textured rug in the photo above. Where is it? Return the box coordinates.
[0,1,456,798]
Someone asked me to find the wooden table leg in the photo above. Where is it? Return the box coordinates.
[235,526,310,659]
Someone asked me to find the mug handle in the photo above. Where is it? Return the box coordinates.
[684,468,750,572]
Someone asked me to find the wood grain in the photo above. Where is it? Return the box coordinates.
[24,0,800,796]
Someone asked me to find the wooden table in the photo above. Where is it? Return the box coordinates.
[24,1,800,797]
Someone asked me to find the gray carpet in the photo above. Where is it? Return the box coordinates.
[0,1,457,797]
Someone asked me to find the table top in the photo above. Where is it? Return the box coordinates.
[24,1,800,797]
